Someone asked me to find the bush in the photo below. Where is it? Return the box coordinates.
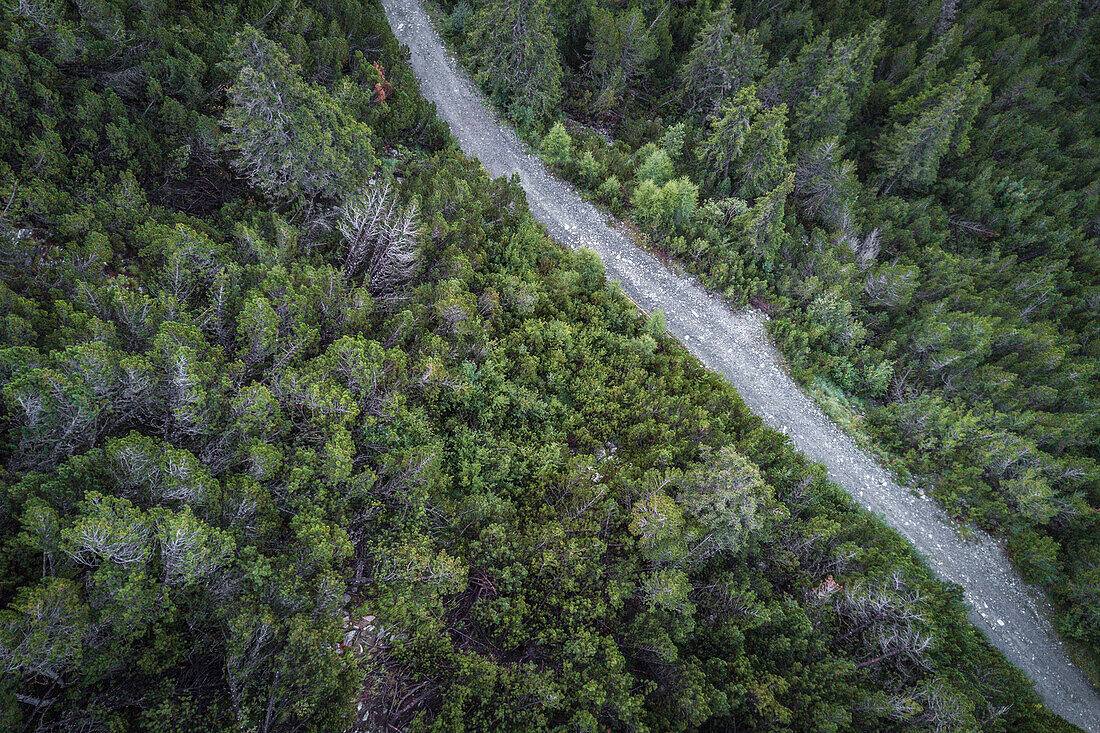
[597,175,623,211]
[539,121,573,168]
[631,179,663,228]
[578,150,603,185]
[636,147,674,185]
[658,177,699,233]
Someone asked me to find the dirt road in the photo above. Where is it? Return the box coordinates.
[379,1,1100,728]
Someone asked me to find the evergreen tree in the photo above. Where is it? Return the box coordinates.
[468,0,564,129]
[584,6,657,115]
[678,4,767,115]
[539,121,574,168]
[698,87,791,199]
[222,27,375,212]
[733,171,794,262]
[636,146,675,185]
[698,87,756,194]
[769,24,884,148]
[876,62,990,193]
[739,102,791,199]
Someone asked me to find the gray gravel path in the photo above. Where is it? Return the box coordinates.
[380,1,1100,728]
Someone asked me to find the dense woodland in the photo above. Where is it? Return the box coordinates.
[438,0,1100,680]
[0,0,1089,730]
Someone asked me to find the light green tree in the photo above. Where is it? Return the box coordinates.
[629,487,686,564]
[540,121,574,168]
[636,146,675,186]
[677,446,770,563]
[631,179,663,230]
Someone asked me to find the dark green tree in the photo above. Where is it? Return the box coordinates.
[468,0,564,129]
[876,62,990,193]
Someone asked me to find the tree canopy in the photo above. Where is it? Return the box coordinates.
[0,0,1092,730]
[442,0,1100,696]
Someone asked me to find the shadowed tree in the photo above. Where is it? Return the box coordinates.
[876,62,989,193]
[678,3,766,115]
[468,0,564,129]
[699,87,791,199]
[584,6,657,116]
[222,27,375,212]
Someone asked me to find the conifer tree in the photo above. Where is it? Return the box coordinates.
[732,171,794,262]
[774,24,884,148]
[876,62,989,193]
[739,102,791,199]
[584,6,657,115]
[698,87,756,193]
[539,121,574,168]
[698,87,791,199]
[678,4,766,115]
[468,0,564,129]
[222,27,374,211]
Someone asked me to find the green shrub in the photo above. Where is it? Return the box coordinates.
[540,121,573,167]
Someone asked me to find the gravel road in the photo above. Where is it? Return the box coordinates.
[380,1,1100,728]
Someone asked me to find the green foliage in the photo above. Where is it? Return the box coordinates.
[630,487,686,563]
[770,23,885,149]
[597,174,622,208]
[636,146,675,186]
[584,6,658,115]
[699,87,792,199]
[876,62,990,193]
[577,150,603,185]
[467,0,564,130]
[808,288,869,350]
[539,121,573,168]
[630,178,663,229]
[657,177,699,234]
[444,0,1100,690]
[660,122,687,160]
[223,27,377,208]
[678,4,767,115]
[1,0,1094,729]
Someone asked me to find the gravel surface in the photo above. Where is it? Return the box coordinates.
[380,1,1100,728]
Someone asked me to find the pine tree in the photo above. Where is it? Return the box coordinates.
[876,62,989,193]
[584,6,657,115]
[222,27,375,211]
[539,121,574,168]
[698,87,791,199]
[698,87,757,193]
[738,102,791,199]
[777,24,885,148]
[732,172,794,263]
[469,0,564,130]
[636,146,674,185]
[678,4,766,115]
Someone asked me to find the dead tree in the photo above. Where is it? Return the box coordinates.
[337,182,419,302]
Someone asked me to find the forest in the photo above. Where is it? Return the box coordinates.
[437,0,1100,685]
[0,0,1090,731]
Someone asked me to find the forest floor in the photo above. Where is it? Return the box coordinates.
[379,0,1100,728]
